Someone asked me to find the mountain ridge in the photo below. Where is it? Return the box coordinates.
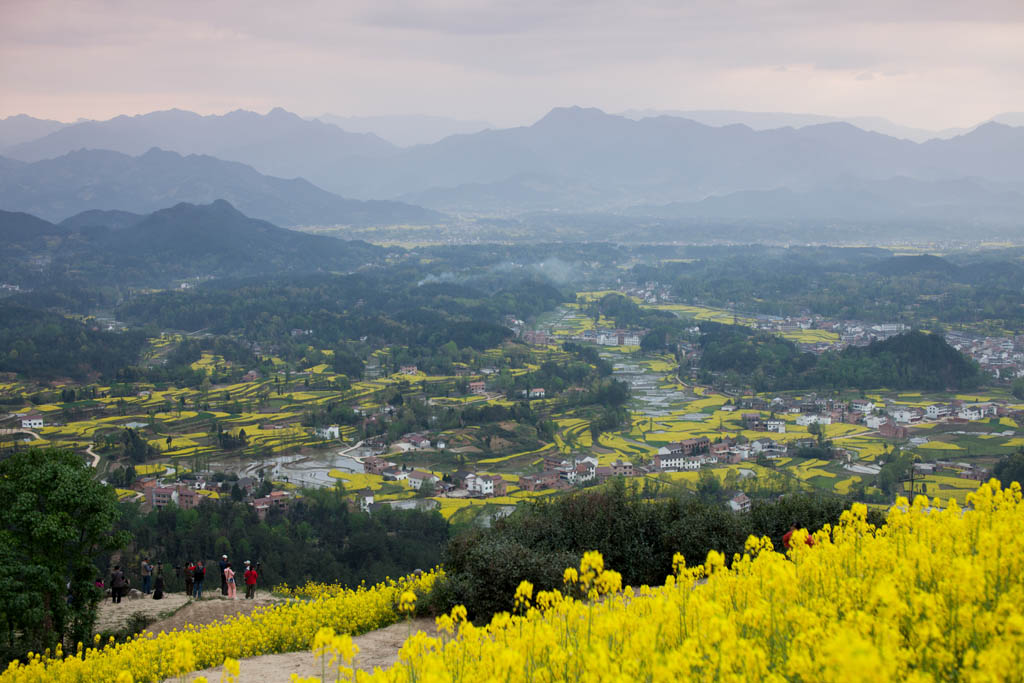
[0,147,442,227]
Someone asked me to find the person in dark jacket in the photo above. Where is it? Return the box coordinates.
[219,554,229,595]
[193,561,206,599]
[184,561,195,598]
[110,565,127,604]
[152,568,165,600]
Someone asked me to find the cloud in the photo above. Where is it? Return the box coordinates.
[1,0,1022,129]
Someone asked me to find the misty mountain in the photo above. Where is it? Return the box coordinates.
[619,109,1024,142]
[4,107,397,184]
[0,147,442,227]
[58,209,144,231]
[0,200,388,286]
[317,113,493,147]
[6,106,1024,221]
[626,177,1024,226]
[0,114,70,150]
[328,107,1024,212]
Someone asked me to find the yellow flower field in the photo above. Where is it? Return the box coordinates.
[0,571,442,683]
[367,481,1024,683]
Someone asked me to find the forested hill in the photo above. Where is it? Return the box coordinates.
[0,201,389,287]
[821,330,980,390]
[699,326,983,391]
[0,304,147,381]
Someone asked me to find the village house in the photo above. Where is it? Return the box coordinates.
[727,492,752,513]
[465,473,507,497]
[528,387,547,399]
[958,403,996,421]
[19,412,44,430]
[864,415,888,430]
[610,459,634,477]
[850,400,875,414]
[400,364,419,375]
[518,471,562,491]
[407,470,440,490]
[795,414,831,427]
[469,381,487,395]
[362,456,395,475]
[252,490,292,520]
[880,422,909,440]
[315,425,341,439]
[358,489,375,513]
[382,467,409,482]
[766,419,786,433]
[741,413,765,430]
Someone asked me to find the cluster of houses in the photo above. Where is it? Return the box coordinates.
[946,332,1024,380]
[519,326,645,348]
[361,455,508,505]
[135,478,293,520]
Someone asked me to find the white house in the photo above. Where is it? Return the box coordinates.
[766,419,787,433]
[315,425,341,439]
[727,492,752,513]
[890,409,915,424]
[850,400,875,414]
[795,414,830,427]
[958,404,991,421]
[20,413,44,430]
[528,387,546,399]
[359,491,375,513]
[407,470,440,490]
[926,404,951,420]
[865,415,888,430]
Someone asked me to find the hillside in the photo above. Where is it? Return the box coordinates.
[0,201,390,287]
[699,326,982,391]
[0,147,442,227]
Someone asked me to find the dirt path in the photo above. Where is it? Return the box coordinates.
[146,595,281,634]
[174,618,437,682]
[94,592,191,634]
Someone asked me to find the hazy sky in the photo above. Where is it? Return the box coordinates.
[2,0,1023,128]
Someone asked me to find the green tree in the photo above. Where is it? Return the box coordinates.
[0,449,129,661]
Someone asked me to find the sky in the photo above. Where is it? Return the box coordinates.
[2,0,1023,129]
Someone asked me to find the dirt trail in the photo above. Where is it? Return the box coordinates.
[147,595,281,634]
[95,593,280,636]
[175,618,437,682]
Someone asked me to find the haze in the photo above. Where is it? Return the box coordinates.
[2,0,1024,129]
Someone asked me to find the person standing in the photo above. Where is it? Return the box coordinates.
[183,561,195,599]
[243,560,258,599]
[224,562,237,600]
[140,558,154,595]
[110,565,127,604]
[152,568,165,600]
[219,554,229,596]
[193,561,205,599]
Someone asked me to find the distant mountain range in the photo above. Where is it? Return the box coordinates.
[0,147,442,226]
[3,107,397,184]
[2,106,1023,225]
[316,114,493,147]
[0,114,71,149]
[619,109,1024,142]
[0,200,388,286]
[626,177,1024,227]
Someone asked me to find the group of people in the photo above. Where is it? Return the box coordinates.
[107,560,166,603]
[106,555,259,603]
[222,555,260,599]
